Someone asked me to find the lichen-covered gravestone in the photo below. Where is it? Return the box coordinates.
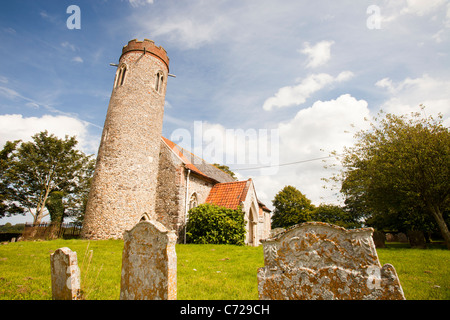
[50,247,80,300]
[257,222,405,300]
[120,220,177,300]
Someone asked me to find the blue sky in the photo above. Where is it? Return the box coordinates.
[1,0,449,224]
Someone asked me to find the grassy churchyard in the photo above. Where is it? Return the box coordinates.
[0,239,448,300]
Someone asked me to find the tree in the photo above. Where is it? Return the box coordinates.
[1,131,94,224]
[45,190,65,223]
[310,204,362,229]
[213,163,237,180]
[337,110,450,249]
[0,140,24,218]
[271,185,314,229]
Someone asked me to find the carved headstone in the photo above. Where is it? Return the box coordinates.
[257,222,405,300]
[50,247,80,300]
[120,220,177,300]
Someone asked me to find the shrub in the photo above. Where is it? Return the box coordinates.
[186,204,246,245]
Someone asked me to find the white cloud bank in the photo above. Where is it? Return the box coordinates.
[0,114,99,154]
[262,71,354,111]
[253,94,371,208]
[376,74,450,126]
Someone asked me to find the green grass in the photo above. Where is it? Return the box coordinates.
[0,239,123,300]
[377,243,450,300]
[0,240,448,300]
[177,244,263,300]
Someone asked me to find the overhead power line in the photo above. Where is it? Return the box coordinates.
[231,154,342,171]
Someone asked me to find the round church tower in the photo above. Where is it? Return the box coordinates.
[81,39,170,239]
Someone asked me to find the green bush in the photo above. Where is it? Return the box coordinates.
[186,204,246,245]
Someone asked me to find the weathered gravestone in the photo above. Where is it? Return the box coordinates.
[120,220,177,300]
[407,230,427,249]
[50,247,81,300]
[372,231,386,248]
[257,222,405,300]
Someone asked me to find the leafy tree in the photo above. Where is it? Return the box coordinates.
[186,203,246,245]
[1,131,94,224]
[337,110,450,249]
[271,185,314,229]
[310,204,362,229]
[213,163,237,180]
[0,140,24,218]
[45,190,65,223]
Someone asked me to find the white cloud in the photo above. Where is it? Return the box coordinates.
[376,74,450,126]
[0,86,21,100]
[128,0,154,7]
[380,0,449,25]
[254,94,371,208]
[72,56,83,63]
[400,0,447,16]
[300,40,335,68]
[189,94,372,208]
[0,114,99,154]
[61,41,77,51]
[262,71,354,111]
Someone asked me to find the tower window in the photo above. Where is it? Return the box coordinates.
[114,64,127,88]
[155,71,164,93]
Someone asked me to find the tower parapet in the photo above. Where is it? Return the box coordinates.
[121,39,169,71]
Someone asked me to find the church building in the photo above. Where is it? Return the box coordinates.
[81,39,271,245]
[156,136,271,246]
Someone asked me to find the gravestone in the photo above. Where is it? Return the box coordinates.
[372,231,386,248]
[397,232,408,243]
[50,247,80,300]
[120,220,177,300]
[257,222,405,300]
[407,230,426,249]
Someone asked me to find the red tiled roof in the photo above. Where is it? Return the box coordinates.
[205,179,251,210]
[161,136,205,177]
[161,136,235,183]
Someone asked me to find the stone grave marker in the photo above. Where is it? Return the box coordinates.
[372,231,386,248]
[407,230,427,249]
[257,222,405,300]
[50,247,81,300]
[120,220,177,300]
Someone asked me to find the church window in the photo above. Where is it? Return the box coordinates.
[189,193,198,210]
[114,64,127,88]
[155,71,164,93]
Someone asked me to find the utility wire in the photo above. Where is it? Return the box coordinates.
[231,154,342,171]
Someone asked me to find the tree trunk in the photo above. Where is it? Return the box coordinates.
[428,203,450,250]
[33,187,52,224]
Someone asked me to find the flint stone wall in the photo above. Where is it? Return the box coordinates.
[257,222,405,300]
[120,220,177,300]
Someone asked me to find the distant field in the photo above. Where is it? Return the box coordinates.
[0,240,448,300]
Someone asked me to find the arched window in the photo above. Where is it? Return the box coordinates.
[189,193,198,210]
[140,212,151,222]
[114,64,127,88]
[155,71,164,93]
